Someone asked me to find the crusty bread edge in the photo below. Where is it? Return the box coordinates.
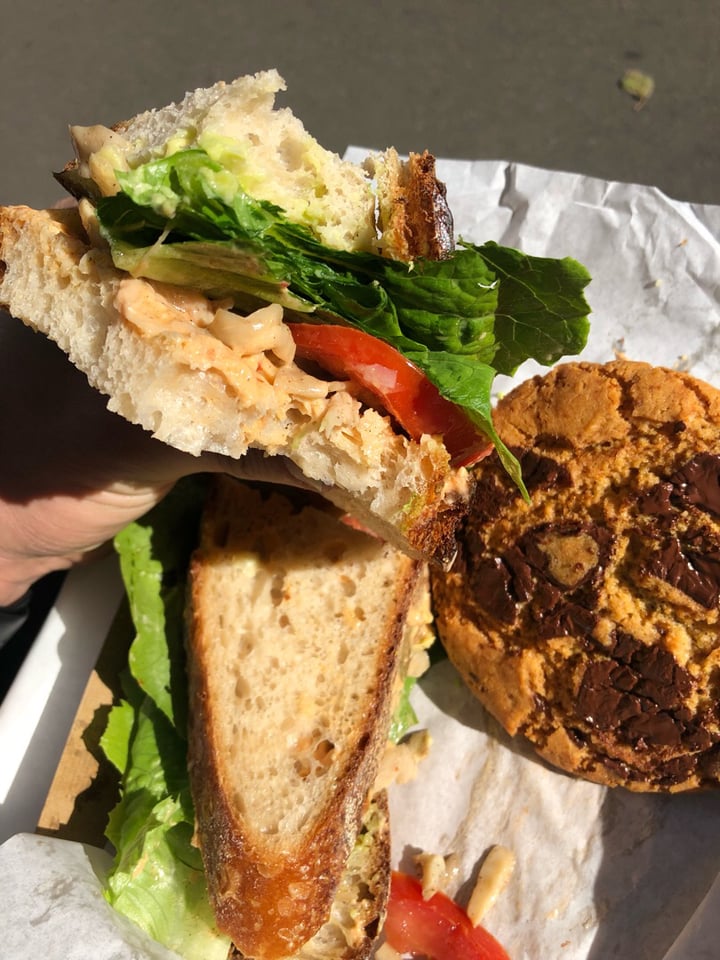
[185,478,420,958]
[228,790,391,960]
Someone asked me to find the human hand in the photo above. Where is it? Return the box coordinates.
[0,312,305,605]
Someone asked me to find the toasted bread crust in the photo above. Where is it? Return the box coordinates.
[374,149,454,262]
[186,480,420,958]
[227,791,390,960]
[405,151,455,261]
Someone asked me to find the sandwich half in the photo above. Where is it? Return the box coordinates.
[186,477,433,959]
[0,69,591,563]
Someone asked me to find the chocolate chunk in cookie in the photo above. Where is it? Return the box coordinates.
[432,360,720,791]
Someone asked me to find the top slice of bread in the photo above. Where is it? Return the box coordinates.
[186,478,423,958]
[59,69,456,263]
[61,69,378,254]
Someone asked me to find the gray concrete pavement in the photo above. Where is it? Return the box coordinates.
[0,0,718,208]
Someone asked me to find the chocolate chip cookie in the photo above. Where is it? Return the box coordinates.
[431,360,720,791]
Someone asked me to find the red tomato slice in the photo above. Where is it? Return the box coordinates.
[289,324,492,468]
[384,871,511,960]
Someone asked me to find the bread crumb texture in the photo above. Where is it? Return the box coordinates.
[187,479,418,957]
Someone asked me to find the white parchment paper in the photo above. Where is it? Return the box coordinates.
[1,155,719,959]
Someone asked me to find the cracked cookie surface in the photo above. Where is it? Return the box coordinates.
[431,360,720,791]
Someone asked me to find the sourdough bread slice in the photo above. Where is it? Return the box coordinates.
[186,478,422,959]
[58,69,377,254]
[0,204,470,564]
[57,69,455,262]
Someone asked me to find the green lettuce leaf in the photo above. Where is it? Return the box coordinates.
[101,478,229,960]
[388,676,420,744]
[475,241,593,375]
[96,148,591,485]
[100,697,135,776]
[112,479,202,729]
[104,697,223,960]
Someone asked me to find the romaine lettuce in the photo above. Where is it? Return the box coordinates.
[96,148,591,486]
[100,478,230,960]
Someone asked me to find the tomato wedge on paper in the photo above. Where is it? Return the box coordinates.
[384,871,511,960]
[289,324,492,468]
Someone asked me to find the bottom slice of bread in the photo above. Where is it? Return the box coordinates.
[187,478,422,959]
[230,791,391,960]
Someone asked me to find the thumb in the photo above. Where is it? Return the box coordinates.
[196,448,315,491]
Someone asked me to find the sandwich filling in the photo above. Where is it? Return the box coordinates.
[60,70,592,489]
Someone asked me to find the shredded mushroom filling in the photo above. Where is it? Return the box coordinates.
[209,302,350,398]
[209,303,296,363]
[115,277,351,401]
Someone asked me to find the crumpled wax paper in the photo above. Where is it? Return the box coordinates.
[0,833,180,960]
[377,155,720,960]
[1,155,719,959]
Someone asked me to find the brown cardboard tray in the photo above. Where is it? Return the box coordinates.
[35,601,133,849]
